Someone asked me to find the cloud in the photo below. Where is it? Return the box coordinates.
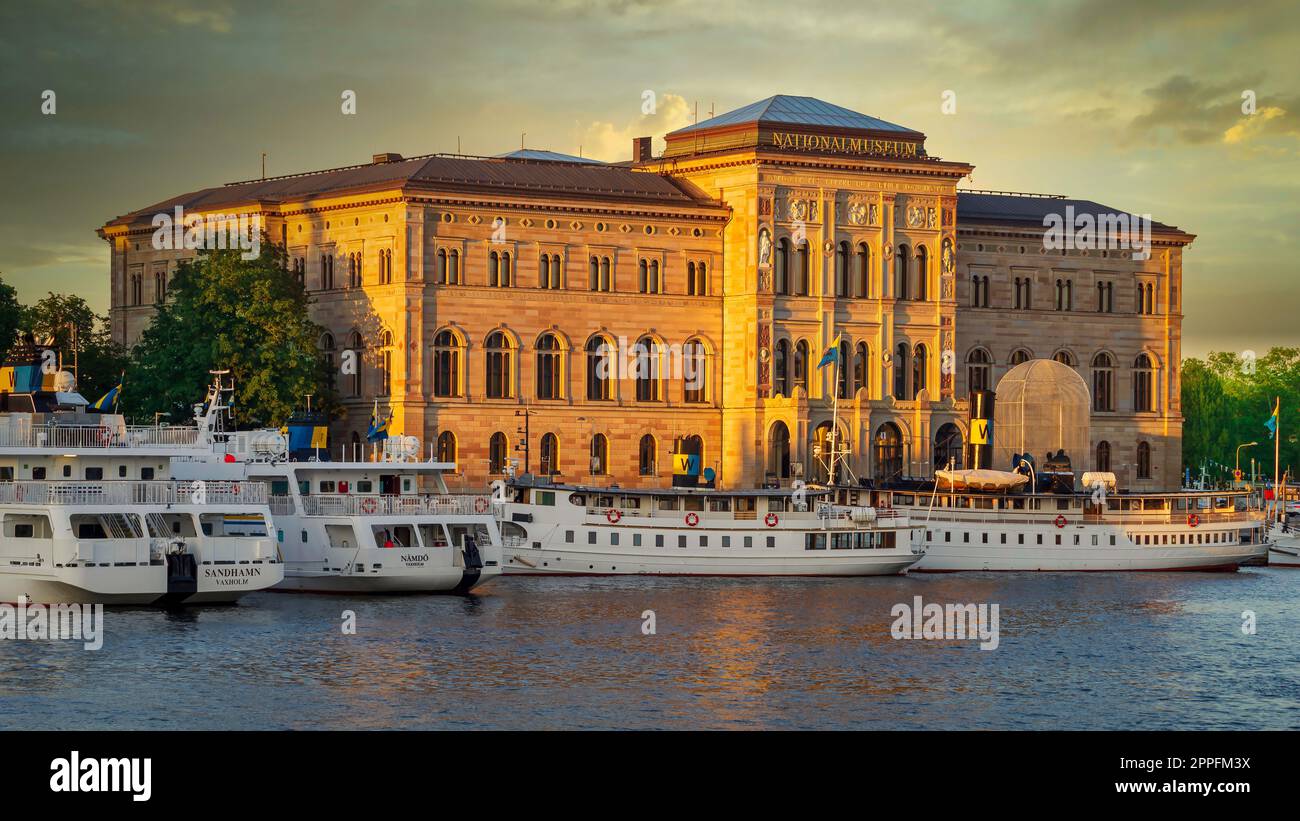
[1224,104,1300,145]
[574,92,692,161]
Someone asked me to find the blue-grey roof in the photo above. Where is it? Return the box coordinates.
[957,192,1178,232]
[669,95,918,136]
[495,149,604,164]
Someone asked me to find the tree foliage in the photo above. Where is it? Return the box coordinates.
[1181,347,1300,485]
[23,291,128,402]
[124,239,332,425]
[0,275,25,364]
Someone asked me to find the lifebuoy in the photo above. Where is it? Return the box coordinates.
[361,497,378,514]
[1188,513,1200,528]
[474,497,489,514]
[685,512,699,527]
[606,508,622,524]
[764,512,779,527]
[1054,514,1067,529]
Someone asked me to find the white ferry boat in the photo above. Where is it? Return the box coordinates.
[170,376,502,593]
[0,343,282,604]
[498,479,922,576]
[883,469,1266,572]
[1265,521,1300,567]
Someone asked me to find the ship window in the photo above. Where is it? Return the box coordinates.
[962,533,969,543]
[610,533,619,545]
[1000,534,1007,544]
[588,531,596,544]
[722,536,730,547]
[633,534,642,546]
[357,481,373,493]
[1018,534,1024,544]
[142,468,155,480]
[655,534,664,547]
[536,491,555,506]
[1036,534,1043,544]
[744,536,753,547]
[117,465,127,478]
[145,513,197,538]
[63,465,71,477]
[945,532,951,542]
[1074,535,1081,545]
[86,467,104,480]
[657,496,679,511]
[678,535,687,548]
[4,514,51,538]
[320,481,336,493]
[767,536,775,548]
[565,530,574,543]
[981,533,988,543]
[33,467,46,480]
[419,525,449,548]
[683,496,705,512]
[699,536,708,547]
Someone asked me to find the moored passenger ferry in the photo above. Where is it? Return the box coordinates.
[170,376,502,593]
[0,341,282,604]
[884,470,1266,572]
[499,478,922,576]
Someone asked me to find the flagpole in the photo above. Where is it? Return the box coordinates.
[1275,396,1281,523]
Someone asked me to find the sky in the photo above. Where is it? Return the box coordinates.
[1,0,1297,359]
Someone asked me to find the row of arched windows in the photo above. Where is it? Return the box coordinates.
[771,239,932,300]
[965,349,1158,412]
[771,338,934,401]
[424,330,712,404]
[1095,440,1153,479]
[475,431,699,478]
[431,251,712,294]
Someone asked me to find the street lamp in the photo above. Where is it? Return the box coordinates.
[1236,441,1259,478]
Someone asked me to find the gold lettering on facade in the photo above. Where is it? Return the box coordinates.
[770,132,919,158]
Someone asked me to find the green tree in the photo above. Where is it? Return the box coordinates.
[125,239,331,425]
[0,275,25,364]
[22,291,128,402]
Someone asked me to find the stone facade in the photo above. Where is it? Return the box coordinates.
[98,96,1190,491]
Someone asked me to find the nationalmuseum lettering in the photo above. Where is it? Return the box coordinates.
[770,132,919,158]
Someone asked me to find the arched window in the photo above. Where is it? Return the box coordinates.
[894,245,910,299]
[854,342,869,395]
[589,256,612,292]
[914,246,928,301]
[589,434,609,475]
[1096,440,1111,473]
[489,432,508,474]
[894,343,910,400]
[934,423,963,471]
[1013,276,1030,309]
[589,256,600,291]
[793,340,809,394]
[446,249,460,284]
[1133,353,1153,411]
[1054,278,1072,311]
[540,253,560,289]
[634,336,661,401]
[836,339,851,399]
[768,422,791,480]
[638,434,657,476]
[638,259,650,293]
[1009,349,1031,366]
[683,339,707,403]
[689,261,706,296]
[835,242,849,297]
[378,330,393,396]
[796,243,810,295]
[874,422,903,481]
[912,343,928,399]
[773,339,790,397]
[1091,352,1114,411]
[585,336,613,401]
[322,254,336,290]
[484,331,513,399]
[535,333,563,400]
[436,431,457,466]
[1136,441,1152,479]
[599,256,611,291]
[320,333,336,391]
[675,434,704,470]
[347,331,364,396]
[1097,281,1113,313]
[432,330,461,398]
[1053,350,1075,367]
[775,239,790,295]
[855,243,871,298]
[488,250,511,287]
[967,348,991,393]
[539,432,559,477]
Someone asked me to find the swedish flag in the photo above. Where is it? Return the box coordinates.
[89,383,121,413]
[817,334,843,370]
[366,401,392,442]
[1265,397,1280,439]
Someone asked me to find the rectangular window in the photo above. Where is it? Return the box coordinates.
[85,467,104,480]
[677,535,686,548]
[141,467,155,480]
[587,531,596,544]
[610,533,619,545]
[565,530,574,543]
[699,536,708,547]
[633,534,642,546]
[655,534,664,547]
[722,536,730,547]
[766,536,775,548]
[744,536,753,548]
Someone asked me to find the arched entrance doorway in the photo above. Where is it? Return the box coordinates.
[874,422,904,482]
[767,422,791,481]
[933,423,964,472]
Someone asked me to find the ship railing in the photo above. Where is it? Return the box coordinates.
[907,508,1261,526]
[294,493,492,517]
[0,480,266,506]
[579,506,909,529]
[0,423,202,449]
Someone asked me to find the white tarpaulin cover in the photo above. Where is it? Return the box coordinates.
[935,469,1030,491]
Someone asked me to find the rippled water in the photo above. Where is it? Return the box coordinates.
[2,569,1299,730]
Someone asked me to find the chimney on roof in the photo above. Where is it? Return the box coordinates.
[372,152,404,164]
[633,136,653,164]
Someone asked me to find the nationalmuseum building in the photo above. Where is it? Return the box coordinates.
[99,95,1191,491]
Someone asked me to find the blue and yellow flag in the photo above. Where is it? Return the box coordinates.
[366,401,392,442]
[817,334,843,370]
[1265,397,1280,439]
[89,383,121,412]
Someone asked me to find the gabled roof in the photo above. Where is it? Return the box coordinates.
[102,154,712,228]
[957,192,1182,234]
[668,94,918,136]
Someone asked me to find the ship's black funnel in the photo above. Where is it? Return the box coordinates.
[965,389,996,470]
